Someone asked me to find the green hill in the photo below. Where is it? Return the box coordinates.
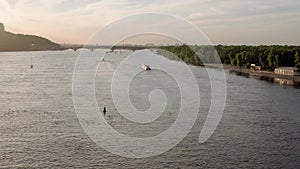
[0,23,60,52]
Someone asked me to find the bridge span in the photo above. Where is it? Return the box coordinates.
[59,45,154,51]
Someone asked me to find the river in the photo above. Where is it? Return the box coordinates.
[0,50,299,168]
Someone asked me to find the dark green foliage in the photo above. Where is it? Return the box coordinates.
[295,51,300,70]
[159,44,202,66]
[214,45,299,70]
[116,44,300,69]
[267,49,279,70]
[158,45,300,70]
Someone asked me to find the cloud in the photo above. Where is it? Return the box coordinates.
[5,0,19,8]
[0,0,299,44]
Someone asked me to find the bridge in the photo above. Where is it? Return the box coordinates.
[59,45,110,51]
[59,44,155,52]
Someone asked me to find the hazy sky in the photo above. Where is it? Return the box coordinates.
[0,0,300,45]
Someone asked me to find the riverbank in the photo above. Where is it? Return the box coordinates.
[205,64,300,83]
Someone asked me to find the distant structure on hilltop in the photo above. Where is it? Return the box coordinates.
[0,22,5,32]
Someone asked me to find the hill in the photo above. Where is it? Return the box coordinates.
[0,22,60,52]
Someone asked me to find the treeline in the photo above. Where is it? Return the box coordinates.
[158,44,202,66]
[159,45,300,70]
[214,45,300,70]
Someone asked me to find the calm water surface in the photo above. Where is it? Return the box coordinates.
[0,50,299,168]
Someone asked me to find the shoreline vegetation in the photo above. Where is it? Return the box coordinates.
[159,45,300,71]
[158,45,300,85]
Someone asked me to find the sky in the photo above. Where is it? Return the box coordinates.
[0,0,300,45]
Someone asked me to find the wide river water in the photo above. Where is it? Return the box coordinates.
[0,50,299,168]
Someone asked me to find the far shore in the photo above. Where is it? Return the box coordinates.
[205,64,300,83]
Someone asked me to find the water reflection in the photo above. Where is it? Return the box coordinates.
[228,70,250,78]
[256,76,274,83]
[274,78,294,86]
[228,70,300,88]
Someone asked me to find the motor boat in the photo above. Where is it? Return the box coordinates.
[141,64,151,70]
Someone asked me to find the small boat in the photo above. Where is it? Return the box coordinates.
[141,64,151,71]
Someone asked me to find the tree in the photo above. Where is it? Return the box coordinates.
[235,53,242,68]
[274,55,279,69]
[295,51,300,70]
[230,57,237,65]
[241,51,249,68]
[267,49,279,70]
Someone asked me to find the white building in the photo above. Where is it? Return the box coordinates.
[250,63,261,71]
[274,67,300,76]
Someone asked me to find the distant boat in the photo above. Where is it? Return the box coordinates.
[141,64,151,71]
